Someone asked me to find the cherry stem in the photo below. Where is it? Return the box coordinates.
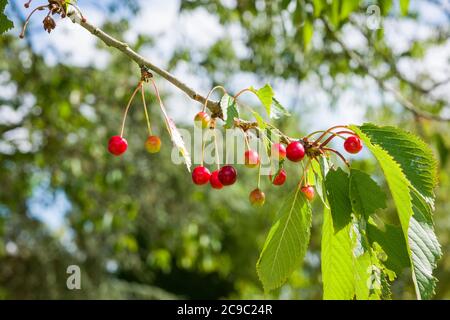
[300,159,311,186]
[233,88,254,101]
[120,81,143,137]
[322,147,350,167]
[149,78,173,143]
[20,5,48,38]
[304,130,328,140]
[203,85,227,113]
[257,163,262,189]
[319,130,356,147]
[313,125,350,144]
[140,85,153,136]
[243,130,251,151]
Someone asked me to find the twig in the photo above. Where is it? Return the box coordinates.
[68,12,222,117]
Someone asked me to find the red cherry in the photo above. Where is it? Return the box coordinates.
[301,185,315,201]
[271,143,286,161]
[194,111,210,129]
[218,165,237,186]
[344,135,363,154]
[209,170,223,189]
[269,168,287,186]
[192,166,211,185]
[244,150,260,168]
[108,135,128,156]
[286,141,305,162]
[145,135,161,154]
[249,188,265,207]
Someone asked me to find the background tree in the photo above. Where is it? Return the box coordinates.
[0,0,449,299]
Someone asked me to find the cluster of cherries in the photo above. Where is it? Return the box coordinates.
[190,111,363,207]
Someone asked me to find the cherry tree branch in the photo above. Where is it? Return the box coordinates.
[69,14,222,117]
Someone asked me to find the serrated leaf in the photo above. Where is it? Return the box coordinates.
[158,103,191,172]
[349,169,387,219]
[325,167,352,231]
[220,94,239,129]
[367,222,410,275]
[250,84,274,117]
[409,189,442,300]
[351,124,441,299]
[251,110,266,130]
[257,187,312,291]
[271,97,291,119]
[0,0,14,35]
[358,123,437,203]
[321,206,355,299]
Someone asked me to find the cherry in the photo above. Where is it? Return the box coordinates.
[145,135,161,154]
[344,135,363,154]
[249,188,265,207]
[209,170,223,189]
[192,166,211,185]
[108,135,128,156]
[286,141,305,162]
[194,111,210,129]
[269,168,287,186]
[301,185,315,201]
[271,143,286,161]
[244,150,260,168]
[218,165,237,186]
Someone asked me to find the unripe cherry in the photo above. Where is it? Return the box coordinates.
[108,135,128,156]
[271,143,286,161]
[244,150,260,168]
[269,168,287,186]
[218,165,237,186]
[209,170,223,189]
[301,185,315,201]
[249,188,265,207]
[344,135,363,154]
[194,111,210,129]
[286,141,305,162]
[145,135,161,154]
[192,166,211,185]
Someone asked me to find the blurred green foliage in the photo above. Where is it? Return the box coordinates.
[0,0,449,299]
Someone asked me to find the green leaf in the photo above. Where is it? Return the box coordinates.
[400,0,409,15]
[358,123,437,200]
[409,189,442,300]
[351,124,442,299]
[367,222,410,275]
[349,169,387,219]
[250,84,274,117]
[324,167,352,231]
[0,0,14,35]
[321,206,355,299]
[271,97,291,118]
[220,94,239,129]
[312,0,325,17]
[257,187,312,291]
[340,0,359,20]
[303,19,314,50]
[251,110,266,130]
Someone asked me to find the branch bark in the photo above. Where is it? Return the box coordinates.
[70,14,222,117]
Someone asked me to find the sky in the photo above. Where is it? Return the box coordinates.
[2,0,450,234]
